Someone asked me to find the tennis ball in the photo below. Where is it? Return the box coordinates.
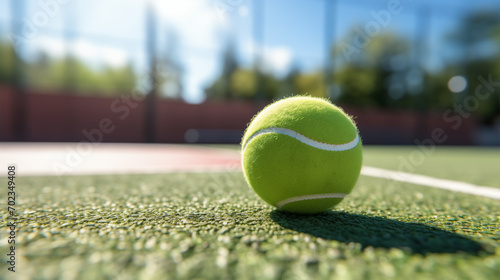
[241,96,362,214]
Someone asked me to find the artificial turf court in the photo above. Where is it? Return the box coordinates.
[1,145,499,279]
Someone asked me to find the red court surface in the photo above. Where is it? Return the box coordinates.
[0,143,242,176]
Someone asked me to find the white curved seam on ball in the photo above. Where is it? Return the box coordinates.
[243,127,359,152]
[275,193,347,209]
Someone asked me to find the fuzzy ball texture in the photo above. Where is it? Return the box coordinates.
[241,96,363,214]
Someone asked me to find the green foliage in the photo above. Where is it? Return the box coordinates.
[332,31,414,109]
[206,68,281,100]
[0,41,138,96]
[206,10,499,124]
[293,71,325,98]
[205,42,281,100]
[206,32,417,108]
[335,65,377,106]
[231,68,257,98]
[446,10,500,123]
[26,54,137,95]
[0,42,14,82]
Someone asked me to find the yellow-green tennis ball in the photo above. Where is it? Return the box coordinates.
[241,96,362,214]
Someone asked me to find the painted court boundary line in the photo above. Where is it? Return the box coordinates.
[361,166,500,200]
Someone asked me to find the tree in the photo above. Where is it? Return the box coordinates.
[0,42,14,83]
[294,71,325,99]
[206,41,239,99]
[205,39,282,101]
[279,65,301,97]
[447,10,500,124]
[17,49,138,95]
[332,30,412,109]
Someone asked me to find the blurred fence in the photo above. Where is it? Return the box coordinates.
[0,85,476,145]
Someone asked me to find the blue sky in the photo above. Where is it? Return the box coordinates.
[0,0,499,103]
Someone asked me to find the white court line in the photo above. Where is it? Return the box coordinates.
[361,166,500,200]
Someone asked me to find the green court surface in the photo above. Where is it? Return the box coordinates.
[1,147,499,279]
[363,146,500,189]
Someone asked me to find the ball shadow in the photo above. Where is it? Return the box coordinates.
[270,210,487,255]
